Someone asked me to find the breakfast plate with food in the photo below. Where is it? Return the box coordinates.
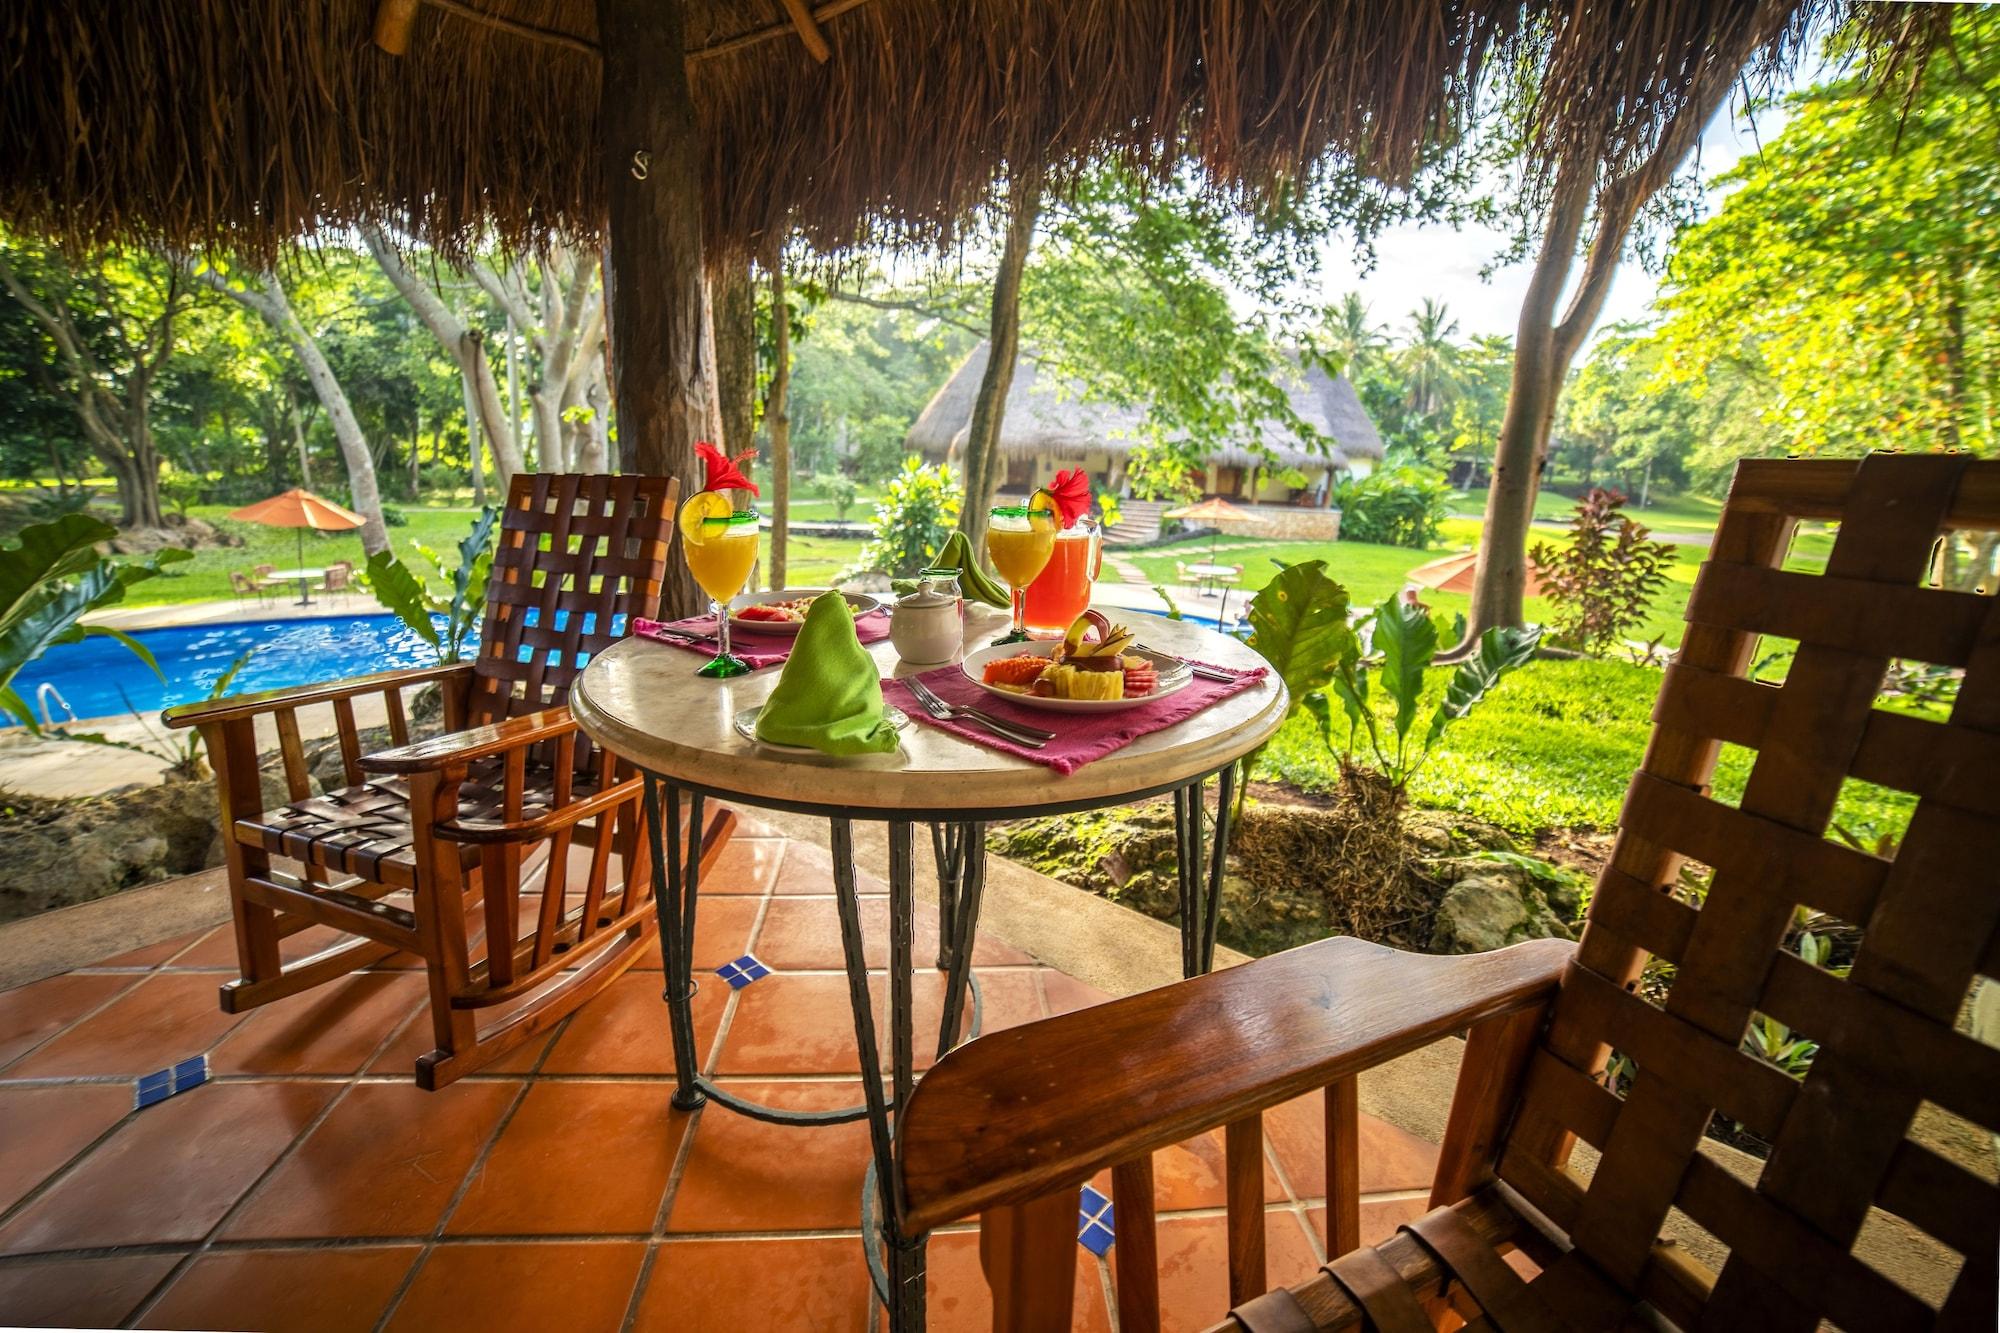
[960,611,1194,712]
[726,589,884,635]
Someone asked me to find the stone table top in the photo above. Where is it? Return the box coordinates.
[570,603,1287,819]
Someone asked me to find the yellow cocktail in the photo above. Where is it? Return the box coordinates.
[679,491,761,677]
[985,501,1058,644]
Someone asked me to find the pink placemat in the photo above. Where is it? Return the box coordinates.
[630,610,890,670]
[881,661,1267,775]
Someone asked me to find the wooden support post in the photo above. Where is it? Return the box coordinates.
[1224,1114,1266,1305]
[596,0,711,618]
[1112,1156,1161,1333]
[981,1189,1076,1332]
[1325,1075,1362,1258]
[1430,1004,1549,1208]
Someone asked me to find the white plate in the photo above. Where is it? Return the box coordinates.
[724,589,883,636]
[959,640,1193,713]
[732,704,910,755]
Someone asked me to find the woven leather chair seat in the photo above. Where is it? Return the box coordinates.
[240,758,603,888]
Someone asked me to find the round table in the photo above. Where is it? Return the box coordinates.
[261,566,326,607]
[570,604,1286,1329]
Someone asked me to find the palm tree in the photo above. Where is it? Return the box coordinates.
[1400,297,1463,418]
[1322,292,1387,377]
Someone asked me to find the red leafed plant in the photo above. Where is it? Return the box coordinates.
[696,441,759,495]
[1045,468,1092,528]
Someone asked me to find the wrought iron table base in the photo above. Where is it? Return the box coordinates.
[642,763,1238,1331]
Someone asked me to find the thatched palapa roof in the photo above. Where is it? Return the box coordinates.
[0,2,1946,264]
[906,342,1384,473]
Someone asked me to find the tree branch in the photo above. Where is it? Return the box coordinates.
[822,288,989,339]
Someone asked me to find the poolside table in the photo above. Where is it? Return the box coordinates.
[261,566,327,606]
[572,605,1284,1331]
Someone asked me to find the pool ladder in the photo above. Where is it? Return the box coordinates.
[36,682,77,729]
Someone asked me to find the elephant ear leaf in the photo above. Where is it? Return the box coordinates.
[363,552,442,655]
[1369,595,1440,744]
[1426,624,1541,748]
[1244,559,1356,705]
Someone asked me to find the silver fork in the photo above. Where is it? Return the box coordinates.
[905,678,1054,748]
[1132,644,1235,682]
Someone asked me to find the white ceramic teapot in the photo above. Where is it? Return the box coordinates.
[890,569,963,665]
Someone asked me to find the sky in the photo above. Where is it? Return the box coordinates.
[1316,94,1796,342]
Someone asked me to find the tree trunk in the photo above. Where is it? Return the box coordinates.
[957,169,1044,557]
[713,260,758,462]
[461,369,488,506]
[767,262,793,590]
[598,0,712,618]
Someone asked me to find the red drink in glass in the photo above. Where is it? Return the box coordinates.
[1022,521,1100,632]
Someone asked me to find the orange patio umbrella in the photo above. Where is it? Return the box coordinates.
[1163,495,1266,563]
[1404,550,1547,598]
[229,488,366,605]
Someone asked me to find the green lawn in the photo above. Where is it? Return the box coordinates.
[1448,485,1727,535]
[1259,657,1919,843]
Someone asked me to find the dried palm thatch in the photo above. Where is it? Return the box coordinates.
[0,0,1949,264]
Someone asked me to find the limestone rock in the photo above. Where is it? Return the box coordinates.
[0,778,222,923]
[1429,873,1575,955]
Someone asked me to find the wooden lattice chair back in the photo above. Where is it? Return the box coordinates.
[1492,453,2000,1329]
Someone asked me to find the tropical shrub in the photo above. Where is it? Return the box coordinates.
[0,513,188,731]
[843,456,960,579]
[363,507,497,664]
[1331,466,1451,548]
[826,474,859,522]
[1531,488,1676,657]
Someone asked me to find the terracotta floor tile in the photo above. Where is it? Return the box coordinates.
[386,1241,645,1333]
[633,1236,872,1332]
[1122,1210,1323,1333]
[728,810,786,839]
[0,1253,183,1328]
[98,928,209,969]
[704,837,786,894]
[448,1081,689,1236]
[207,972,426,1075]
[751,896,1030,971]
[713,967,1041,1078]
[769,839,885,896]
[1306,1195,1430,1253]
[224,1080,517,1240]
[666,1081,874,1233]
[1040,970,1114,1017]
[174,921,354,970]
[365,1002,556,1079]
[633,893,765,971]
[0,972,138,1070]
[139,1245,421,1332]
[6,973,244,1078]
[0,1082,331,1255]
[1262,1095,1439,1198]
[926,1228,1115,1332]
[0,1085,134,1214]
[539,971,728,1076]
[1088,1129,1284,1214]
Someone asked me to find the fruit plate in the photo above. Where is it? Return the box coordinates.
[732,704,910,755]
[726,589,883,636]
[959,641,1193,713]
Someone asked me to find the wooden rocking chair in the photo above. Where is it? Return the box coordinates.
[167,473,737,1089]
[899,454,1999,1330]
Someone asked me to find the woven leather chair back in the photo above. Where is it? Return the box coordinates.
[1499,455,2000,1329]
[468,473,678,735]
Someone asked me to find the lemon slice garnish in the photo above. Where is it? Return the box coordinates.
[679,490,735,546]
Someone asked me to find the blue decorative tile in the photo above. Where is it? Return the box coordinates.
[716,954,771,990]
[1077,1183,1115,1255]
[134,1053,207,1110]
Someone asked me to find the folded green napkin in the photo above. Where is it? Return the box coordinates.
[889,530,1011,607]
[754,592,900,754]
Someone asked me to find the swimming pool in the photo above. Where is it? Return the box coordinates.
[12,614,454,725]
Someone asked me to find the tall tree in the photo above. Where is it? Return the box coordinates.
[0,243,189,528]
[957,169,1044,556]
[1400,299,1463,418]
[765,262,793,589]
[194,265,390,554]
[712,260,758,460]
[1322,293,1388,377]
[1460,0,1798,644]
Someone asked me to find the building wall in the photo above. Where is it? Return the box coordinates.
[1210,505,1343,541]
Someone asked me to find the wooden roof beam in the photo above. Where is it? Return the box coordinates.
[777,0,832,63]
[372,0,873,61]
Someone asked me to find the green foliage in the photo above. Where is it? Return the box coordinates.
[1316,593,1540,791]
[0,513,188,730]
[1530,489,1676,657]
[1331,466,1450,548]
[67,648,254,778]
[1244,559,1358,706]
[844,457,961,580]
[362,507,496,664]
[825,474,858,521]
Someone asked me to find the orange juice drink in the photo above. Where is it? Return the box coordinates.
[686,524,758,604]
[679,492,761,677]
[985,524,1056,588]
[1022,520,1100,631]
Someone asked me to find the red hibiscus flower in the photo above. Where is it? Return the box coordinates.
[1046,468,1092,529]
[696,441,760,496]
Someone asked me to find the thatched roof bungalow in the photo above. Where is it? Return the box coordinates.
[906,342,1385,506]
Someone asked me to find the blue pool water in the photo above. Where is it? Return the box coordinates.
[11,614,453,725]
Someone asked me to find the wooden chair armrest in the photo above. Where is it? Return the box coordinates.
[162,662,472,729]
[897,935,1573,1234]
[438,774,638,844]
[359,705,580,775]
